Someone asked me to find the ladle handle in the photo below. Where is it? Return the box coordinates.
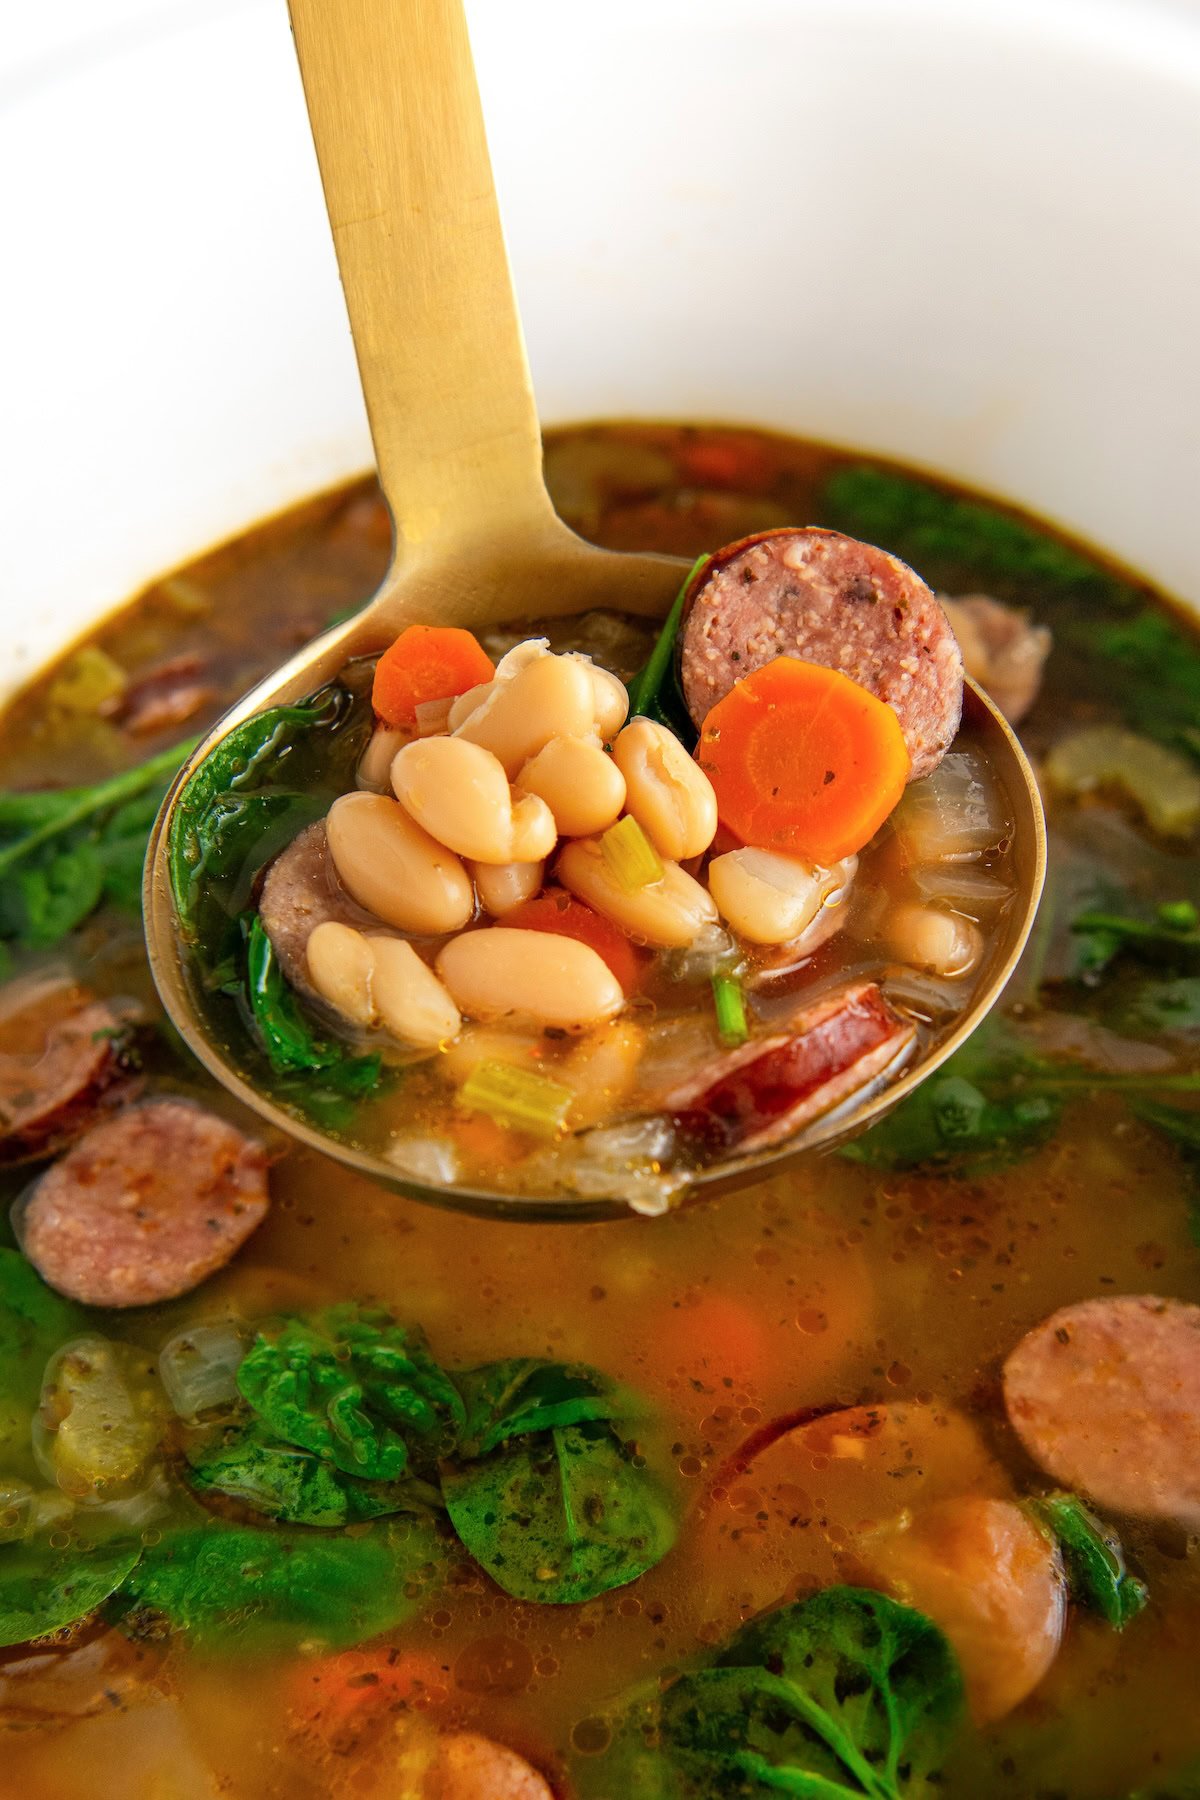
[287,0,557,560]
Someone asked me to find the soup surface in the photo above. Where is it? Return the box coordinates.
[0,424,1197,1799]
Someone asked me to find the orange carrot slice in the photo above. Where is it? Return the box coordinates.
[371,625,494,727]
[696,656,910,863]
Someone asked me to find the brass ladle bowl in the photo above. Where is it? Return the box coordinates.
[143,0,1045,1219]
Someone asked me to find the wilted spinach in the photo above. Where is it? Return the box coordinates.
[167,682,367,961]
[236,1305,465,1482]
[118,1519,441,1652]
[0,737,198,953]
[0,1535,143,1649]
[1029,1494,1147,1630]
[184,1418,431,1528]
[583,1587,964,1800]
[1070,900,1200,980]
[625,556,708,746]
[242,915,382,1118]
[1091,610,1200,764]
[455,1356,624,1460]
[443,1418,676,1607]
[0,1250,87,1476]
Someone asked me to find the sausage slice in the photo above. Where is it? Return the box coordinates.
[20,1098,270,1307]
[1003,1295,1200,1531]
[258,821,370,995]
[679,528,963,780]
[0,974,138,1165]
[665,980,916,1155]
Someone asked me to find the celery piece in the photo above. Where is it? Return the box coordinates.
[458,1060,574,1140]
[600,815,664,893]
[712,970,749,1046]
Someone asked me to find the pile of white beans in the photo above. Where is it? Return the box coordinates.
[301,639,986,1051]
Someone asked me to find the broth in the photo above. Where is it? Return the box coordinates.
[0,424,1196,1799]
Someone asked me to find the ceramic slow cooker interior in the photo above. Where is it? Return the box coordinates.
[2,0,1198,681]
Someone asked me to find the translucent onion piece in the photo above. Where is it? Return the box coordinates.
[158,1322,246,1421]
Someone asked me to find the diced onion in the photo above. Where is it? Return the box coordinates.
[891,752,1010,862]
[385,1135,459,1185]
[566,1117,688,1216]
[158,1321,246,1421]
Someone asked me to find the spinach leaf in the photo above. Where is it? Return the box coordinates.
[118,1519,440,1652]
[442,1421,676,1606]
[586,1587,963,1800]
[167,682,366,960]
[0,738,199,952]
[1028,1494,1147,1629]
[0,1536,142,1648]
[842,1020,1061,1175]
[184,1417,432,1527]
[1070,901,1200,978]
[625,556,708,746]
[243,914,382,1117]
[236,1305,465,1481]
[1123,977,1200,1038]
[821,463,1131,608]
[0,1250,86,1402]
[456,1357,623,1460]
[1092,610,1200,764]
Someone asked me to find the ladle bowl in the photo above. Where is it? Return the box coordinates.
[142,0,1046,1219]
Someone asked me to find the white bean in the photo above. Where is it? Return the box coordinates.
[436,928,624,1030]
[356,725,409,793]
[306,921,376,1026]
[468,858,545,918]
[612,717,718,860]
[438,1024,545,1083]
[454,652,596,776]
[885,903,983,978]
[516,737,626,838]
[368,937,461,1047]
[446,681,493,731]
[557,838,717,947]
[325,792,474,935]
[391,737,556,865]
[571,656,630,740]
[708,849,856,945]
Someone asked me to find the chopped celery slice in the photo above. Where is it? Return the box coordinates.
[601,815,664,892]
[458,1060,574,1140]
[712,970,749,1046]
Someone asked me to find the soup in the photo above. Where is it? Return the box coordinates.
[0,423,1196,1799]
[162,519,1022,1206]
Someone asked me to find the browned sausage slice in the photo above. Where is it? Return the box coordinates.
[665,980,916,1154]
[20,1098,270,1307]
[1003,1294,1200,1531]
[679,528,963,780]
[0,974,138,1165]
[257,820,369,994]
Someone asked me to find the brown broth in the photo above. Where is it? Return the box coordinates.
[0,424,1197,1799]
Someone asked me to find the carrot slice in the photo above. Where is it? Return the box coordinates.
[371,625,494,727]
[503,890,646,996]
[697,657,910,863]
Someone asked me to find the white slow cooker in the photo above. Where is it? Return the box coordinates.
[3,0,1199,693]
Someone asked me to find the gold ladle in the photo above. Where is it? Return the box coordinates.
[143,0,1045,1219]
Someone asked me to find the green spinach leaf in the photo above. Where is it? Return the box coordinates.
[585,1587,963,1800]
[1092,610,1200,763]
[167,683,366,959]
[184,1417,432,1527]
[0,1536,142,1648]
[626,556,708,745]
[1028,1494,1147,1629]
[1123,977,1200,1038]
[236,1305,464,1481]
[456,1357,623,1460]
[1132,1102,1200,1243]
[1070,901,1200,978]
[442,1421,676,1606]
[821,464,1131,609]
[118,1519,440,1652]
[0,738,198,952]
[243,914,382,1117]
[0,1250,87,1471]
